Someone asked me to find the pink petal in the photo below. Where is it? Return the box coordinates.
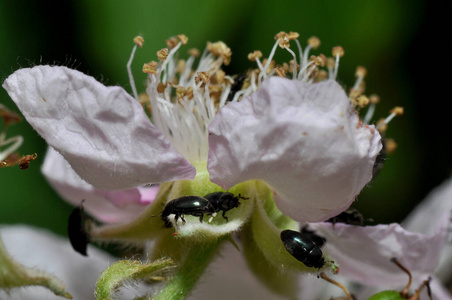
[3,66,195,190]
[208,77,381,222]
[42,147,158,223]
[309,220,448,289]
[0,225,114,299]
[402,177,452,284]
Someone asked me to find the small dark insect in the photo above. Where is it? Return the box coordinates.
[161,196,216,227]
[300,225,326,248]
[326,208,365,227]
[372,138,387,179]
[226,73,248,102]
[280,229,325,269]
[67,200,90,256]
[204,192,247,222]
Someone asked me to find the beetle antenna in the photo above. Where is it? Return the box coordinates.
[320,272,351,300]
[390,258,412,297]
[238,194,249,200]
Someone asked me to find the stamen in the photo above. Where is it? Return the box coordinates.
[302,36,321,68]
[0,135,24,161]
[320,272,351,300]
[127,36,144,100]
[363,94,380,124]
[258,38,280,83]
[390,258,412,298]
[274,66,286,78]
[376,106,404,130]
[353,66,367,91]
[332,46,345,80]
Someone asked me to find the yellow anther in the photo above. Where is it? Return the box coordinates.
[207,42,232,65]
[166,37,180,49]
[308,36,321,49]
[357,95,369,108]
[177,59,186,74]
[355,66,367,78]
[332,46,345,58]
[274,31,298,48]
[157,82,168,93]
[262,58,276,73]
[349,89,361,99]
[310,55,326,67]
[315,70,328,82]
[275,67,286,78]
[176,86,187,99]
[385,138,397,154]
[209,85,223,104]
[177,34,188,45]
[143,61,158,74]
[369,94,380,104]
[157,48,169,61]
[138,92,151,113]
[188,48,200,58]
[287,31,300,40]
[390,106,404,116]
[327,57,335,69]
[248,50,263,62]
[282,62,289,73]
[133,36,144,48]
[377,118,388,132]
[195,72,211,87]
[211,70,225,84]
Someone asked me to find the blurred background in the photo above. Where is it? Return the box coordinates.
[0,0,450,237]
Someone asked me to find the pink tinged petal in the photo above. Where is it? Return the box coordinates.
[0,225,114,300]
[208,77,381,222]
[42,147,158,223]
[402,177,452,284]
[3,66,195,190]
[309,221,448,289]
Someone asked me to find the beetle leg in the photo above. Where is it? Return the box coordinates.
[222,211,229,222]
[180,214,186,224]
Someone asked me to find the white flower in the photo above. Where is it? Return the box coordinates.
[2,33,381,225]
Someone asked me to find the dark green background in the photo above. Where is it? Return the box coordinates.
[0,1,450,237]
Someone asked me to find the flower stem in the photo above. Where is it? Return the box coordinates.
[154,237,225,300]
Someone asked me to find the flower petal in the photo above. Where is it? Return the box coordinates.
[402,177,452,284]
[309,221,448,289]
[0,225,114,300]
[208,77,381,222]
[42,147,158,223]
[3,66,196,189]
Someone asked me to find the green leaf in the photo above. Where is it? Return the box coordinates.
[95,258,175,300]
[0,235,72,299]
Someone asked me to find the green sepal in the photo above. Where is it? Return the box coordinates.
[89,182,174,241]
[242,222,298,298]
[248,181,338,274]
[154,237,225,300]
[0,235,72,299]
[94,258,175,300]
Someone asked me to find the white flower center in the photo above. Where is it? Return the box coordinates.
[135,38,233,164]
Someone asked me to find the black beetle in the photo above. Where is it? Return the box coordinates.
[280,229,325,269]
[226,73,248,102]
[161,196,216,227]
[204,192,246,222]
[68,200,90,256]
[300,225,326,248]
[326,208,365,227]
